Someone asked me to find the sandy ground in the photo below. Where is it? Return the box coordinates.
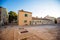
[0,24,60,40]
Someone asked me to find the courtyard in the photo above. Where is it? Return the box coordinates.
[0,24,60,40]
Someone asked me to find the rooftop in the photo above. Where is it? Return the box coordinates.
[32,17,52,21]
[19,10,32,14]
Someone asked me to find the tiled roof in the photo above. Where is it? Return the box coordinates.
[19,10,32,14]
[32,17,52,21]
[44,15,55,18]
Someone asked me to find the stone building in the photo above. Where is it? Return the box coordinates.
[18,10,32,26]
[31,17,54,25]
[18,10,54,26]
[0,7,8,26]
[57,17,60,24]
[44,15,55,23]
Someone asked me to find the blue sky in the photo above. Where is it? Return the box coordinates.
[0,0,60,18]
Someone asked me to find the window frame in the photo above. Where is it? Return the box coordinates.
[24,14,28,17]
[24,20,27,23]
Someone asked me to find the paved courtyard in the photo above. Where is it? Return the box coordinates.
[0,24,60,40]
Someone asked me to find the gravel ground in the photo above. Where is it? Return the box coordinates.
[0,24,60,40]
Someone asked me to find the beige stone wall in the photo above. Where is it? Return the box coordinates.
[57,19,60,23]
[18,10,32,26]
[0,8,8,25]
[31,20,53,25]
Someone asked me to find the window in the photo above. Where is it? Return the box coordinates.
[25,14,28,17]
[37,21,39,22]
[24,20,27,23]
[32,21,34,22]
[40,21,41,22]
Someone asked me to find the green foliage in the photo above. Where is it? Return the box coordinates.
[8,11,17,23]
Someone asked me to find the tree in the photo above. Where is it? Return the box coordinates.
[8,11,17,23]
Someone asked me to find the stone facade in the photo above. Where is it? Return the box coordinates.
[18,10,54,26]
[18,10,32,26]
[31,17,54,25]
[44,15,55,23]
[57,17,60,24]
[0,7,8,25]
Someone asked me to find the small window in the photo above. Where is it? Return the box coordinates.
[32,21,34,22]
[37,21,39,22]
[40,21,41,22]
[25,14,28,17]
[24,20,27,23]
